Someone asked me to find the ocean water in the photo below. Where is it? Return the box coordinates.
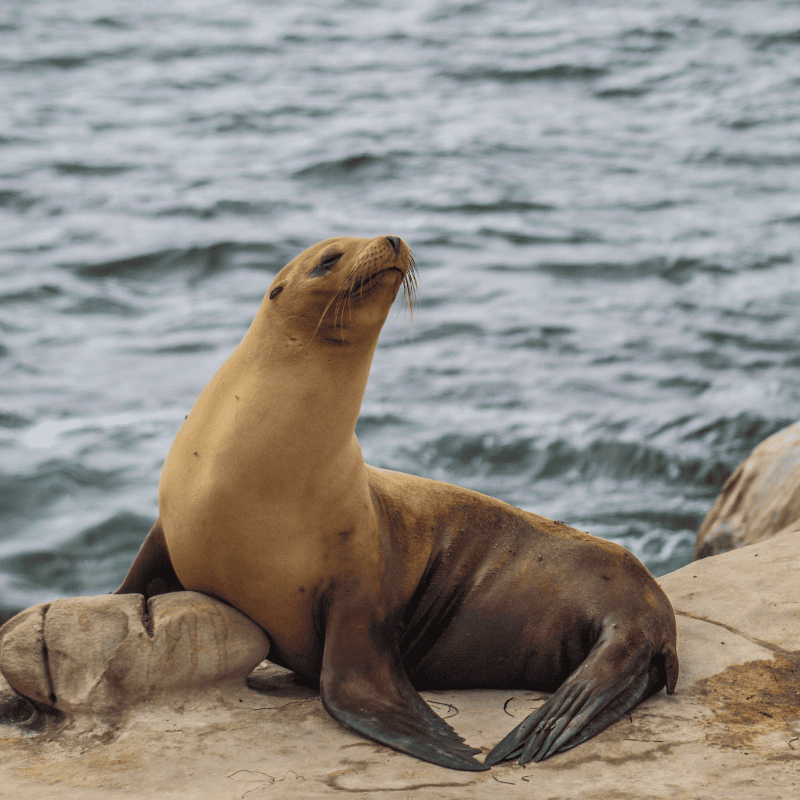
[2,0,800,622]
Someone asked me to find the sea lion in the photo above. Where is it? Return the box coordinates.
[117,235,678,771]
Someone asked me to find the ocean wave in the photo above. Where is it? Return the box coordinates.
[478,227,600,246]
[157,199,287,220]
[410,322,486,344]
[445,65,607,83]
[501,325,577,352]
[293,152,409,182]
[417,201,556,215]
[0,413,31,429]
[700,330,800,353]
[526,257,733,282]
[62,297,140,317]
[693,148,800,168]
[594,86,651,99]
[676,413,794,459]
[411,432,734,489]
[71,242,284,281]
[52,162,135,177]
[148,43,280,63]
[356,413,408,435]
[655,376,711,397]
[752,30,800,50]
[0,284,63,305]
[0,511,151,622]
[0,48,139,73]
[0,461,125,520]
[0,189,39,211]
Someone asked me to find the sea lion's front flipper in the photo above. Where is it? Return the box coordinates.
[485,630,668,766]
[319,598,488,771]
[115,518,184,598]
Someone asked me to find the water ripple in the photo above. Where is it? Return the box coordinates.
[2,0,800,617]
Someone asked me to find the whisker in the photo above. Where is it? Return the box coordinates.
[311,289,344,344]
[403,251,418,328]
[312,247,419,344]
[336,287,351,337]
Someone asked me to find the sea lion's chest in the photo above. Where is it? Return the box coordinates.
[163,500,330,669]
[157,353,381,674]
[162,454,381,678]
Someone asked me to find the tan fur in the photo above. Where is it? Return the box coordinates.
[158,236,412,673]
[122,235,677,770]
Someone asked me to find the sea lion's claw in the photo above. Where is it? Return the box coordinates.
[320,600,489,772]
[485,632,663,766]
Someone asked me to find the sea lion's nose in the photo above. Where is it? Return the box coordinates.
[386,236,401,254]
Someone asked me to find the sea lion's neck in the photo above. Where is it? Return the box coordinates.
[202,313,378,503]
[246,311,378,441]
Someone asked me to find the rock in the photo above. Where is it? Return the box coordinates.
[0,602,51,705]
[667,523,800,652]
[0,592,270,715]
[695,422,800,559]
[1,533,799,799]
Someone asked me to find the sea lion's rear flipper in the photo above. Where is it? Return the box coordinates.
[115,518,184,598]
[319,599,488,772]
[485,630,673,766]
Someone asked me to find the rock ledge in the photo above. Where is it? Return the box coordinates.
[1,534,798,799]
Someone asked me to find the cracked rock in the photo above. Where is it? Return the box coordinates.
[0,592,270,714]
[0,603,50,705]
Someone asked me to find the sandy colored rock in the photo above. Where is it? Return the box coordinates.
[145,591,271,687]
[0,602,51,705]
[669,614,773,685]
[662,524,800,651]
[0,592,270,714]
[695,421,800,558]
[44,594,146,711]
[0,533,798,799]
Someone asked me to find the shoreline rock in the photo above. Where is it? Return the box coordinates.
[695,422,800,559]
[1,531,798,799]
[0,592,269,718]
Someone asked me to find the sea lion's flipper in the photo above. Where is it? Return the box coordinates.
[115,518,184,598]
[485,631,662,766]
[319,599,488,771]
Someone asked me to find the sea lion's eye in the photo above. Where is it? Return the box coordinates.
[310,253,342,277]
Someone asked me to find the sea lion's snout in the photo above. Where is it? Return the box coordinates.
[386,235,401,254]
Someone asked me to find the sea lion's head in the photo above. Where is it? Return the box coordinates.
[264,235,416,348]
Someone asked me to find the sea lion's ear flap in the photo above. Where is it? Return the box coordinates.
[319,597,488,772]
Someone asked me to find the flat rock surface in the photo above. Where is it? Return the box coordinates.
[662,525,800,652]
[1,533,799,800]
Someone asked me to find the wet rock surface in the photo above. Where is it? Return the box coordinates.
[0,534,798,799]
